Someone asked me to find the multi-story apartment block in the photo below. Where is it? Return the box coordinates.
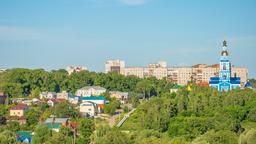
[168,64,248,86]
[144,61,168,79]
[105,60,248,86]
[121,67,144,78]
[121,61,168,79]
[105,59,125,74]
[167,67,193,85]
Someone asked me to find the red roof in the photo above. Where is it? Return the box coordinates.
[48,99,66,104]
[69,122,78,129]
[10,104,28,110]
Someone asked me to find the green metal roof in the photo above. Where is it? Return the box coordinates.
[173,85,183,89]
[46,122,62,129]
[16,131,32,137]
[81,96,106,101]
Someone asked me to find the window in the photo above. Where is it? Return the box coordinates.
[223,64,227,70]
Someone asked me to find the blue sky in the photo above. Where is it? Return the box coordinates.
[0,0,256,78]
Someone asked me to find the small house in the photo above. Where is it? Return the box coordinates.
[40,92,57,99]
[109,91,129,104]
[44,118,69,132]
[79,101,97,117]
[16,131,33,144]
[81,96,106,112]
[10,104,28,117]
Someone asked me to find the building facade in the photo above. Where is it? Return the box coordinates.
[10,104,29,117]
[106,58,248,86]
[209,41,241,91]
[79,101,97,117]
[75,86,106,97]
[105,59,125,74]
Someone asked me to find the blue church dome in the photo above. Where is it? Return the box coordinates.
[245,80,252,88]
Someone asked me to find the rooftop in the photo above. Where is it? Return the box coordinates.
[10,104,28,110]
[81,96,106,101]
[79,86,106,91]
[46,122,62,129]
[45,118,69,123]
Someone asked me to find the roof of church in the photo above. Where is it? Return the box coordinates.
[245,80,252,88]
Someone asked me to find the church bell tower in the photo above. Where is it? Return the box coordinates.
[219,40,231,82]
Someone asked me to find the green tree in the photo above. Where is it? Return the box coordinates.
[135,79,154,99]
[239,128,256,144]
[46,126,73,144]
[32,124,52,144]
[53,102,78,118]
[0,130,20,144]
[77,118,95,144]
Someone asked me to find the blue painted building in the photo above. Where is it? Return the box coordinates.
[209,40,241,91]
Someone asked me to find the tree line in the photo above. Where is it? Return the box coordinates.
[0,68,175,99]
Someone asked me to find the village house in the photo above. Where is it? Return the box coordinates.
[75,86,106,97]
[81,96,106,112]
[10,103,29,117]
[79,101,97,117]
[40,92,57,99]
[16,131,33,144]
[44,118,69,132]
[68,95,80,104]
[57,91,71,100]
[21,98,40,106]
[109,91,129,104]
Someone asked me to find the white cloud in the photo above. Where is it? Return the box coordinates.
[118,0,148,5]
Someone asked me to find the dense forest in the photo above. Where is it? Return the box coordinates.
[0,68,256,144]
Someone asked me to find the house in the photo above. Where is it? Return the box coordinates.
[80,101,97,117]
[16,131,33,144]
[40,92,57,99]
[0,92,7,104]
[75,86,106,97]
[57,91,71,100]
[21,100,33,106]
[11,98,25,103]
[47,99,65,107]
[68,95,80,104]
[81,96,106,112]
[109,91,129,104]
[44,118,69,132]
[32,98,40,105]
[10,104,28,117]
[47,99,58,107]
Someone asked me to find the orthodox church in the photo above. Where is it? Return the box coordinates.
[209,40,241,91]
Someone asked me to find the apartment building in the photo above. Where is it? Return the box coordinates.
[105,59,125,74]
[168,64,248,86]
[105,60,248,86]
[121,67,144,78]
